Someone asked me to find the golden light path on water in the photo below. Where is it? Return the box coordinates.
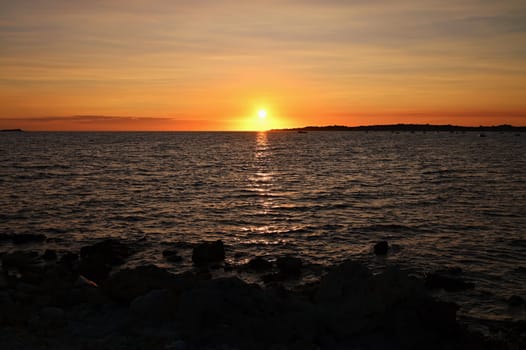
[238,132,292,248]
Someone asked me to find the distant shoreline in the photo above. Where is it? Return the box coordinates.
[1,124,525,132]
[271,124,526,132]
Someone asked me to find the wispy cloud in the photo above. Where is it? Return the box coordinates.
[0,115,226,131]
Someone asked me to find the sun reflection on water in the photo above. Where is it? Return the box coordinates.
[246,132,278,238]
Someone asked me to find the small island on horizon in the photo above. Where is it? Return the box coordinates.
[271,123,526,133]
[0,128,23,132]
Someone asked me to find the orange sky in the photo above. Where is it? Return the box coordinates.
[1,1,525,130]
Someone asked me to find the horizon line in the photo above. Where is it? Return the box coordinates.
[3,122,526,133]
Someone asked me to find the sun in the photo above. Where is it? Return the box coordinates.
[258,109,267,119]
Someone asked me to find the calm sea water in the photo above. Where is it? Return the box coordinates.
[1,131,525,321]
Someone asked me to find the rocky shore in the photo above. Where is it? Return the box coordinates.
[1,237,524,349]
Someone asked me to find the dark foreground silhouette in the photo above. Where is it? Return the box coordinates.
[1,238,523,349]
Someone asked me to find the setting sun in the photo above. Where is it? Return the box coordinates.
[258,109,267,119]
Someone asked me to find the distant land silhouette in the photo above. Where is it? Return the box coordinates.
[271,124,525,132]
[0,128,23,132]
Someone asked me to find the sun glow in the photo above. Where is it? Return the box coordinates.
[258,109,267,119]
[236,105,290,131]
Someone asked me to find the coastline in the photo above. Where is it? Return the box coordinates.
[1,238,523,349]
[270,124,526,133]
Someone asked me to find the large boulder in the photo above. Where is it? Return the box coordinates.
[174,277,289,346]
[102,265,191,303]
[80,239,130,266]
[130,289,177,320]
[276,256,302,276]
[78,257,112,284]
[41,249,57,261]
[1,251,39,271]
[162,249,183,263]
[425,270,474,292]
[373,241,389,255]
[246,256,273,271]
[192,240,225,265]
[0,233,46,245]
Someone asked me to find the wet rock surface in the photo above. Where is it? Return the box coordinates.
[0,233,47,245]
[425,268,475,292]
[163,249,183,263]
[0,239,521,349]
[191,240,225,265]
[373,240,389,255]
[246,256,273,271]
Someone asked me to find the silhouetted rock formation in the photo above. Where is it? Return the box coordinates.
[192,240,225,264]
[246,256,273,271]
[276,256,302,276]
[374,240,389,255]
[80,238,130,266]
[0,233,46,245]
[425,268,475,292]
[41,249,57,261]
[162,249,183,262]
[0,239,520,349]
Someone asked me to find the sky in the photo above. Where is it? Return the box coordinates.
[1,0,525,130]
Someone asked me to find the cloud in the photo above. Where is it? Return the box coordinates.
[0,116,227,131]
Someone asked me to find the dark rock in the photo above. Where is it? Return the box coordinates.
[60,252,78,263]
[41,249,57,261]
[247,257,273,271]
[163,249,183,263]
[261,273,282,284]
[78,257,112,284]
[425,271,475,292]
[373,241,389,255]
[508,295,524,306]
[11,233,46,244]
[80,239,130,266]
[315,260,372,303]
[1,251,39,270]
[174,277,279,342]
[192,240,225,265]
[28,306,66,331]
[276,256,302,276]
[130,289,176,320]
[59,252,78,266]
[103,265,189,303]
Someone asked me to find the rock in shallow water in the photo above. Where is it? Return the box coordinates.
[80,238,130,266]
[162,249,183,263]
[276,256,302,276]
[192,240,225,265]
[247,256,273,271]
[508,295,524,306]
[0,233,47,245]
[103,265,189,304]
[373,240,389,255]
[425,270,475,292]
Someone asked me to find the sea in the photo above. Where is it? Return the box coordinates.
[1,131,525,322]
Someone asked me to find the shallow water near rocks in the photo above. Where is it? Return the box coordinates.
[1,131,525,321]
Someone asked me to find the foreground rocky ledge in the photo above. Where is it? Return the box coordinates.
[1,240,523,349]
